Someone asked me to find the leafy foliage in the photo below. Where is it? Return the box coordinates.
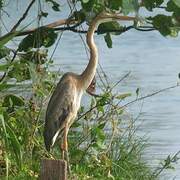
[167,0,180,17]
[122,0,136,15]
[149,15,174,36]
[98,21,124,47]
[0,32,17,49]
[104,33,112,48]
[173,0,180,7]
[107,0,122,11]
[19,27,58,52]
[7,61,31,82]
[98,21,123,35]
[0,47,10,59]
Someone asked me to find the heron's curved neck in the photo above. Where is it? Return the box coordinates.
[80,17,100,90]
[80,13,135,90]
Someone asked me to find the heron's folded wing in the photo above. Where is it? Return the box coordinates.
[44,77,75,151]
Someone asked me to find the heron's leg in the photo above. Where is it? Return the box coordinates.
[60,140,65,160]
[64,123,71,174]
[64,125,68,152]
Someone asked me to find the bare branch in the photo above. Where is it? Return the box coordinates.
[17,18,78,36]
[121,84,180,109]
[10,0,36,32]
[110,71,131,91]
[135,27,155,31]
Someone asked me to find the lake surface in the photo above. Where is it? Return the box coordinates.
[2,1,180,179]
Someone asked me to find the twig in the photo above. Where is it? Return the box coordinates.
[0,48,19,83]
[10,0,36,32]
[153,150,180,178]
[54,25,134,34]
[121,84,180,109]
[110,71,131,91]
[135,27,155,31]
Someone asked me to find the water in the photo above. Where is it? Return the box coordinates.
[54,30,180,179]
[2,1,180,179]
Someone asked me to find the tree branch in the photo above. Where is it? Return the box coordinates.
[135,27,155,31]
[17,18,78,36]
[0,14,156,40]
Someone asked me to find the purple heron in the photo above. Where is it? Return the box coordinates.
[43,12,135,159]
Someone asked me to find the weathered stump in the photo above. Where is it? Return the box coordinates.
[40,159,67,180]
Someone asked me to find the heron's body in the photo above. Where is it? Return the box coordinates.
[44,73,83,151]
[43,12,135,156]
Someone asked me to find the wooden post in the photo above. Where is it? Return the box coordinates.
[40,159,67,180]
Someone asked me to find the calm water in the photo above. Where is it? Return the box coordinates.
[2,1,180,179]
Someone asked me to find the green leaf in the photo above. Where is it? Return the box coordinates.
[149,15,173,36]
[0,32,17,48]
[0,64,9,71]
[18,27,58,51]
[116,93,131,100]
[166,0,180,17]
[8,61,30,82]
[98,21,123,35]
[74,10,86,22]
[91,126,106,150]
[173,0,180,8]
[0,114,22,169]
[6,124,22,169]
[97,105,104,113]
[81,0,95,12]
[96,92,111,112]
[0,114,7,137]
[0,0,3,9]
[136,88,140,97]
[122,0,135,15]
[104,33,112,48]
[0,83,17,91]
[143,0,164,11]
[98,122,106,129]
[108,0,122,10]
[45,0,60,11]
[0,47,10,59]
[92,126,106,142]
[3,94,25,107]
[41,11,48,17]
